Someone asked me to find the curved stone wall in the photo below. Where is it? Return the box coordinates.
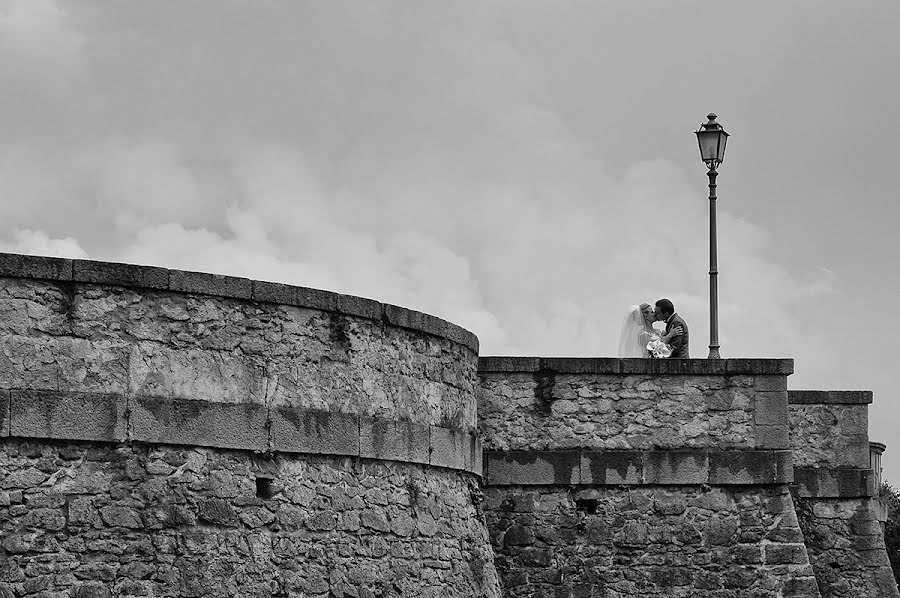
[0,253,479,432]
[0,253,500,597]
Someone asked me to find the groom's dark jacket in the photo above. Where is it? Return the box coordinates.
[665,313,689,359]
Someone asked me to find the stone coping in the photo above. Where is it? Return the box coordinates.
[793,467,875,498]
[478,357,794,375]
[0,390,482,477]
[0,252,479,353]
[788,390,873,405]
[484,449,792,487]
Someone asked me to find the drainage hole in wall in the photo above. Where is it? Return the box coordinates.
[256,477,274,499]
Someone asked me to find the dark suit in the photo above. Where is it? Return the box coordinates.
[665,313,689,358]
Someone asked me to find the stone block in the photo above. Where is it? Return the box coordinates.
[642,451,708,484]
[754,391,789,426]
[430,426,470,471]
[269,407,359,456]
[169,269,252,300]
[0,390,9,437]
[541,358,620,374]
[726,359,793,375]
[0,253,72,281]
[129,396,267,451]
[359,417,430,465]
[793,467,875,498]
[250,280,296,305]
[764,543,809,565]
[755,424,789,449]
[478,357,539,373]
[384,304,431,333]
[708,450,792,485]
[788,390,872,405]
[620,359,727,375]
[72,259,168,290]
[336,293,382,320]
[295,286,339,311]
[754,375,787,392]
[485,450,579,485]
[580,450,642,485]
[442,324,480,354]
[780,576,820,597]
[9,390,127,442]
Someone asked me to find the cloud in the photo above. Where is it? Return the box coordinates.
[0,0,85,80]
[0,228,87,258]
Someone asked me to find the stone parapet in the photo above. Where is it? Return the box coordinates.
[789,390,873,405]
[0,252,479,353]
[1,389,481,476]
[0,256,480,432]
[478,358,791,452]
[479,356,794,375]
[485,449,792,486]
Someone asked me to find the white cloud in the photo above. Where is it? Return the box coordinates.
[0,228,87,258]
[0,0,84,73]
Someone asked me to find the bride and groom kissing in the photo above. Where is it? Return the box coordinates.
[617,298,689,359]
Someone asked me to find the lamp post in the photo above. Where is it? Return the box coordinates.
[695,113,729,359]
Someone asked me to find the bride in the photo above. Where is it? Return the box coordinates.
[617,303,657,357]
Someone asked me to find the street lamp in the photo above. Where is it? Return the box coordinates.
[695,113,729,359]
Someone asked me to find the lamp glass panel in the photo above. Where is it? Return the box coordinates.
[696,130,720,163]
[717,133,728,163]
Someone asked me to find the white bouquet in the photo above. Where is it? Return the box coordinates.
[646,333,672,359]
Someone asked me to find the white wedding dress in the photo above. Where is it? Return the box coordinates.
[617,305,653,358]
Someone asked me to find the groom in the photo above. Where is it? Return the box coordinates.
[654,298,689,358]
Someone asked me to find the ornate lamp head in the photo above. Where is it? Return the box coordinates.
[695,113,729,169]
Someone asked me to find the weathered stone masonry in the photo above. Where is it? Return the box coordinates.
[789,390,897,598]
[0,253,500,598]
[478,358,824,597]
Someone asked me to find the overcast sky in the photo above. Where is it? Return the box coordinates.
[2,2,899,479]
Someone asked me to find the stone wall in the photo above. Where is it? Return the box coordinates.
[478,358,821,597]
[0,253,500,598]
[789,390,898,598]
[478,357,791,452]
[0,253,479,432]
[0,439,497,598]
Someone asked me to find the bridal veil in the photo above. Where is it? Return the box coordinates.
[617,305,647,358]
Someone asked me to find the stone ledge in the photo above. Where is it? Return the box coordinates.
[9,390,127,442]
[359,418,431,465]
[169,269,253,300]
[72,259,168,291]
[478,357,794,375]
[130,396,268,452]
[0,253,479,353]
[0,253,72,281]
[788,390,873,405]
[793,467,875,498]
[270,407,359,457]
[485,449,794,486]
[0,389,482,476]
